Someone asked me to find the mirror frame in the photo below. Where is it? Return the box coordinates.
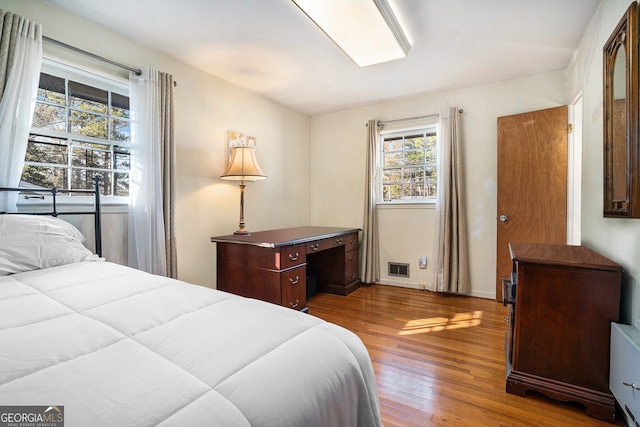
[603,2,639,218]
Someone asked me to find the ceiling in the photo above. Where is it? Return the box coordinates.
[45,0,600,116]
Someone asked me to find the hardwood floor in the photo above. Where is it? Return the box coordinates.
[306,284,625,427]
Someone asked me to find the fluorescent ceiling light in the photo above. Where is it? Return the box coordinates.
[292,0,411,67]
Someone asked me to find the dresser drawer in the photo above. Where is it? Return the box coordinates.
[281,266,306,310]
[279,245,306,269]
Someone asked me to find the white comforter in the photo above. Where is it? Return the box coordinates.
[0,261,382,426]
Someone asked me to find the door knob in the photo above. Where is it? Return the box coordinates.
[499,214,508,222]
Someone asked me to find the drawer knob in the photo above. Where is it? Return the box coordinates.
[289,299,300,309]
[350,273,356,279]
[288,252,299,261]
[289,275,300,285]
[623,382,640,391]
[349,256,356,262]
[350,239,357,246]
[336,238,344,245]
[310,243,320,251]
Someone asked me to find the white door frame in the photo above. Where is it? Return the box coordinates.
[567,92,583,245]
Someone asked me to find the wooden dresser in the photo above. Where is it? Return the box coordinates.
[505,242,622,422]
[211,226,360,312]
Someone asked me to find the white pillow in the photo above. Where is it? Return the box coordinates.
[0,214,99,275]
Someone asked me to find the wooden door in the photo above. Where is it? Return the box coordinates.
[496,106,568,301]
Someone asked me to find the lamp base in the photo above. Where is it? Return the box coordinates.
[234,230,251,236]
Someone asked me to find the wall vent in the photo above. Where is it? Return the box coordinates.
[388,262,410,278]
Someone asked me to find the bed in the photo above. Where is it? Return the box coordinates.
[0,182,382,426]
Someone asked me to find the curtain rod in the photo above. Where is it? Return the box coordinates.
[43,35,142,76]
[368,109,464,127]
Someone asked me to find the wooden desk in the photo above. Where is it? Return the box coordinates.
[506,242,622,421]
[211,226,360,312]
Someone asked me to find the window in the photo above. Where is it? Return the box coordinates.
[379,126,438,203]
[22,59,130,197]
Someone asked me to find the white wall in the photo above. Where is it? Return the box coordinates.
[3,0,311,289]
[568,0,640,328]
[310,72,566,298]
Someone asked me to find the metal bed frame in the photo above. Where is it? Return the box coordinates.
[0,175,103,257]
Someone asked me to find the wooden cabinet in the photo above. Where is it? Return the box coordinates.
[212,227,361,312]
[506,242,622,422]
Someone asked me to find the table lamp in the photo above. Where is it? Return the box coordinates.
[221,146,266,235]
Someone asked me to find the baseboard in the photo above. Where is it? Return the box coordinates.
[375,280,495,300]
[376,280,425,290]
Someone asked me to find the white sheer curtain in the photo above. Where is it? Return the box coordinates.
[0,13,42,212]
[429,107,470,294]
[128,67,167,276]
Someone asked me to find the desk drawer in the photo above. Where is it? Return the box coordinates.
[345,251,359,283]
[345,232,359,251]
[306,232,358,254]
[307,237,338,253]
[281,266,306,310]
[280,245,306,270]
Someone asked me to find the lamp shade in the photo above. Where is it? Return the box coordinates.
[221,146,267,181]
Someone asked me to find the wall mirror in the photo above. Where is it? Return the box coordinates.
[603,2,639,217]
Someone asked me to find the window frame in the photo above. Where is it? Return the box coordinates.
[21,56,130,208]
[377,123,439,206]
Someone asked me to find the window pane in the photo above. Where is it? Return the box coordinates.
[114,172,129,196]
[72,142,111,168]
[37,73,65,105]
[425,147,437,164]
[69,110,108,138]
[383,183,403,200]
[69,81,108,113]
[384,152,403,167]
[426,167,437,197]
[404,135,424,150]
[111,92,130,118]
[383,137,402,152]
[72,169,110,195]
[114,146,130,170]
[425,134,437,163]
[382,169,401,183]
[404,167,423,183]
[111,118,130,142]
[98,173,111,196]
[21,165,66,189]
[403,183,421,198]
[26,135,68,165]
[405,150,425,166]
[32,103,66,131]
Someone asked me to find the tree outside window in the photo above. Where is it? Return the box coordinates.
[22,67,130,197]
[380,128,437,203]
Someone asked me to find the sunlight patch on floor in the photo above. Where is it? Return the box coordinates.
[398,311,483,335]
